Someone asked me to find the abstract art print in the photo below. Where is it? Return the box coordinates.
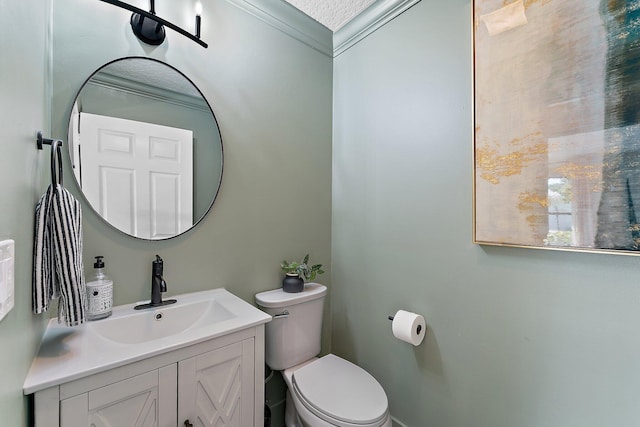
[474,0,640,253]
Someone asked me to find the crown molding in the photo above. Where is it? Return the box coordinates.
[89,74,211,113]
[225,0,333,57]
[333,0,421,57]
[223,0,419,58]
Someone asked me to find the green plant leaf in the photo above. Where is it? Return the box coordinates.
[280,255,323,281]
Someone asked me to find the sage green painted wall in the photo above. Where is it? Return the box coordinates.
[0,1,51,425]
[332,1,640,426]
[0,0,332,424]
[50,0,332,321]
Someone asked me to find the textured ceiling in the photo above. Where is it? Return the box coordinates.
[102,59,202,98]
[284,0,376,31]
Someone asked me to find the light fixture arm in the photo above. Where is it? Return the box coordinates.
[98,0,208,48]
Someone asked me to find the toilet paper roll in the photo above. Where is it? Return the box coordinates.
[391,310,426,346]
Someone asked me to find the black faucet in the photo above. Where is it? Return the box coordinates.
[151,254,167,305]
[134,255,177,310]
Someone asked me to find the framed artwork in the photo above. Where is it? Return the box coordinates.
[474,0,640,254]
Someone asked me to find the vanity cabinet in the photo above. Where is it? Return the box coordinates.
[32,327,264,427]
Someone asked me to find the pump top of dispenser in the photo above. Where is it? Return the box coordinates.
[94,256,105,269]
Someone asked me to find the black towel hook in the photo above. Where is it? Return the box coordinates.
[36,131,64,187]
[51,140,63,187]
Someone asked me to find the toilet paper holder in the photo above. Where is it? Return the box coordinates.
[388,314,423,335]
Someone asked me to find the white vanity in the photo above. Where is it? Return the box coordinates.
[23,289,271,427]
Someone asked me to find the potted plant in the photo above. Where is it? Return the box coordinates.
[280,254,324,293]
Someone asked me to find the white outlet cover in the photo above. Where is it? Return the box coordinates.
[0,239,15,322]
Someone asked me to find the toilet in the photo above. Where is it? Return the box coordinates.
[256,283,392,427]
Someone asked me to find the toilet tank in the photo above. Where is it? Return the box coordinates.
[255,283,327,370]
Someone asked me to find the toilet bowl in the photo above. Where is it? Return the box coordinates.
[282,355,392,427]
[255,284,392,427]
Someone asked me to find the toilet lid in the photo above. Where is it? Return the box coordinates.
[292,354,388,426]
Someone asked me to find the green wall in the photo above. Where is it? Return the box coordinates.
[332,1,640,426]
[50,0,332,316]
[0,1,51,425]
[0,0,332,424]
[8,0,640,426]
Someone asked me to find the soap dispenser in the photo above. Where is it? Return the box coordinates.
[86,256,113,320]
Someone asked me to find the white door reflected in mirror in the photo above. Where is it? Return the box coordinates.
[76,112,193,239]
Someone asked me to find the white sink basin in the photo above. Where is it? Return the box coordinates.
[88,298,235,344]
[23,288,271,395]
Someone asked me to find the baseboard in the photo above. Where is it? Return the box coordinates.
[392,415,409,427]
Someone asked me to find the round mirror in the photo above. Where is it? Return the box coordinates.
[68,57,223,240]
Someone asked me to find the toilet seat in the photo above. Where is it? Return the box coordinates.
[291,354,389,427]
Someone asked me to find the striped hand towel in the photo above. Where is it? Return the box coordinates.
[33,184,86,326]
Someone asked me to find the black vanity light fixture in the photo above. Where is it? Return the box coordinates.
[98,0,208,48]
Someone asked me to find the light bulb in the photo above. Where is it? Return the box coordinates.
[195,1,203,39]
